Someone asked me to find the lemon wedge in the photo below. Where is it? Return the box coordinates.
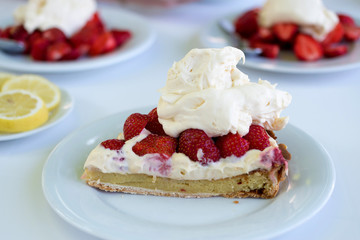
[2,74,61,111]
[0,72,15,89]
[0,90,49,133]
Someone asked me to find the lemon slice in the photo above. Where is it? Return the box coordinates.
[0,72,15,89]
[0,90,49,133]
[2,74,61,111]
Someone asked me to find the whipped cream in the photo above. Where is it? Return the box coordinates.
[258,0,339,41]
[158,47,291,138]
[14,0,97,37]
[84,130,283,180]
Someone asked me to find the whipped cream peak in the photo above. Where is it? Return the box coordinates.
[14,0,97,37]
[259,0,339,41]
[158,47,291,138]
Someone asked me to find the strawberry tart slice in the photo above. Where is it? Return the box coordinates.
[82,47,292,198]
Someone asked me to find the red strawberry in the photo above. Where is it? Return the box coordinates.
[111,29,132,47]
[145,108,166,135]
[46,41,72,61]
[234,9,260,39]
[132,134,177,157]
[249,41,280,58]
[215,133,249,158]
[42,28,66,43]
[253,27,275,42]
[89,32,117,56]
[62,46,82,60]
[10,25,29,42]
[272,23,298,43]
[0,26,12,38]
[338,13,355,27]
[322,23,344,46]
[123,113,149,140]
[324,44,348,58]
[26,30,42,52]
[343,25,360,41]
[30,38,51,61]
[101,139,125,150]
[178,129,220,165]
[85,12,105,33]
[243,125,270,151]
[294,34,323,61]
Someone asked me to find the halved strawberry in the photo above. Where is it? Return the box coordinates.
[10,25,29,42]
[249,41,280,59]
[234,9,260,39]
[146,108,166,136]
[46,41,72,61]
[26,30,42,52]
[322,23,344,46]
[132,134,177,157]
[101,139,125,150]
[0,26,12,38]
[272,23,298,43]
[62,46,82,60]
[324,44,348,58]
[84,12,105,33]
[243,125,270,151]
[343,25,360,41]
[123,113,149,140]
[215,133,249,158]
[111,29,132,47]
[338,13,356,27]
[89,32,117,56]
[178,129,220,165]
[30,38,51,61]
[42,28,66,43]
[294,34,323,61]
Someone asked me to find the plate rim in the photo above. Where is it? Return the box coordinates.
[198,11,360,74]
[42,107,336,240]
[0,88,74,141]
[0,7,156,73]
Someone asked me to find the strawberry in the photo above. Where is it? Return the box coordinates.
[30,38,51,61]
[253,27,275,42]
[123,113,149,140]
[46,41,72,61]
[42,28,66,43]
[10,25,29,42]
[272,23,298,43]
[111,29,132,47]
[26,30,42,52]
[145,108,166,135]
[89,32,117,56]
[85,12,105,33]
[178,129,220,165]
[62,46,82,60]
[324,44,348,58]
[243,125,270,151]
[0,26,12,38]
[132,134,177,157]
[101,139,125,150]
[249,41,280,58]
[322,23,344,46]
[294,34,323,61]
[215,133,249,158]
[343,25,360,41]
[338,13,356,27]
[234,9,260,39]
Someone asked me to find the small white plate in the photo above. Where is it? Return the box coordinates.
[0,89,74,141]
[199,13,360,73]
[0,8,156,73]
[42,107,335,240]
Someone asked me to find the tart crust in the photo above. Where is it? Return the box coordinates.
[84,163,287,198]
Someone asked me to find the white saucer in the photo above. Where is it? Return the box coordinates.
[42,107,335,240]
[0,89,74,141]
[0,7,156,73]
[199,13,360,73]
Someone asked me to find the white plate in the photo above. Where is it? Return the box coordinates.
[0,8,156,73]
[0,89,74,141]
[42,107,335,240]
[199,13,360,73]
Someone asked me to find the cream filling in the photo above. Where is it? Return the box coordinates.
[84,130,280,181]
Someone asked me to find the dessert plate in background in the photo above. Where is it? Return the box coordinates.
[0,8,156,73]
[198,13,360,74]
[0,89,73,141]
[42,107,335,240]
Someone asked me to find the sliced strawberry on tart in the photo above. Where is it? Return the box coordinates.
[82,47,292,199]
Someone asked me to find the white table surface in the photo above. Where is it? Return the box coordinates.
[1,0,359,239]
